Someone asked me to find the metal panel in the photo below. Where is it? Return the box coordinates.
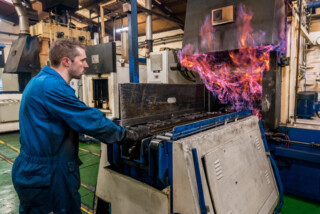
[85,42,116,74]
[173,116,279,214]
[261,51,282,129]
[183,0,285,53]
[95,143,170,214]
[150,54,162,71]
[0,99,20,122]
[119,83,205,126]
[4,35,40,73]
[204,130,277,214]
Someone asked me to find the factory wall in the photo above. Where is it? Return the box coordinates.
[138,29,184,57]
[0,19,19,92]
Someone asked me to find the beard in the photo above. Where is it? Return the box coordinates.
[68,68,83,79]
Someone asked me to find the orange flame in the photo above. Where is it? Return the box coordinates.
[179,4,276,116]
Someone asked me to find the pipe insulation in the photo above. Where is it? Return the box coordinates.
[12,0,29,34]
[145,0,153,52]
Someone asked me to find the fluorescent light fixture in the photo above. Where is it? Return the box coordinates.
[116,27,128,33]
[137,0,146,7]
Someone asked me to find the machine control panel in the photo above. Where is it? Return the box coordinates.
[211,5,234,26]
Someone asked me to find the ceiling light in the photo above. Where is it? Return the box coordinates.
[116,27,128,33]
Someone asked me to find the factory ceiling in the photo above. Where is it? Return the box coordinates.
[0,0,187,39]
[0,0,19,24]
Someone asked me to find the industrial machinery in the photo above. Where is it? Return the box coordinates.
[81,42,147,118]
[95,84,281,214]
[93,0,290,213]
[3,0,40,91]
[0,93,22,133]
[266,1,320,203]
[95,0,320,212]
[296,91,320,118]
[0,0,39,132]
[181,0,320,205]
[80,42,118,116]
[147,49,198,84]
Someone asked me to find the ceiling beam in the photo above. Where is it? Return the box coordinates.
[151,0,184,29]
[137,6,184,29]
[80,0,103,10]
[72,12,99,26]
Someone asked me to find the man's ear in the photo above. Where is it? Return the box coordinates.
[61,57,71,67]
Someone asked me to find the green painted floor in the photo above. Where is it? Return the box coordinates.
[0,132,319,214]
[0,132,99,214]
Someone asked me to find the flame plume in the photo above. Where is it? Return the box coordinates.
[179,5,279,116]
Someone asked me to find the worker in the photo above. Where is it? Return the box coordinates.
[11,39,138,214]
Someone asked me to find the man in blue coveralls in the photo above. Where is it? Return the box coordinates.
[12,39,137,213]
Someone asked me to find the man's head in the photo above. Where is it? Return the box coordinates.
[49,39,88,80]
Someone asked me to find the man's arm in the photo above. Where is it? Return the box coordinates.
[44,79,125,144]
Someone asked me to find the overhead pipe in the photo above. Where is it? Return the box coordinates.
[12,0,30,34]
[145,0,153,55]
[308,1,320,10]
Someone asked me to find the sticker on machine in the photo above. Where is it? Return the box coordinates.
[92,54,99,64]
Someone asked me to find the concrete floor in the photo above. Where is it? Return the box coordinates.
[0,132,320,214]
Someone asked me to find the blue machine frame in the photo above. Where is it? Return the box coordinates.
[107,110,284,213]
[268,126,320,203]
[127,0,139,83]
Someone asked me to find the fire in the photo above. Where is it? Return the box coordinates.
[179,5,279,116]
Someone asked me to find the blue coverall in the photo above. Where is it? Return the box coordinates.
[12,66,125,213]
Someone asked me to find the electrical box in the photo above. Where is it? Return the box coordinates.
[85,42,116,74]
[147,50,196,84]
[212,5,234,26]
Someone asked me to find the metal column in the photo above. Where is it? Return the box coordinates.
[127,0,139,83]
[145,0,153,53]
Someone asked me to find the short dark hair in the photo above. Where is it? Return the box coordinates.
[49,39,85,67]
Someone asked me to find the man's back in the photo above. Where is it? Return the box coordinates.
[13,65,125,213]
[19,65,75,157]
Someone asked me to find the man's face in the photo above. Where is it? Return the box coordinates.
[68,47,88,79]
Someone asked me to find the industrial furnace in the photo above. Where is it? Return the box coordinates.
[93,1,289,213]
[94,84,280,214]
[179,0,320,205]
[181,0,286,130]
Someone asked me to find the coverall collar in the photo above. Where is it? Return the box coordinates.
[42,65,62,78]
[41,66,75,92]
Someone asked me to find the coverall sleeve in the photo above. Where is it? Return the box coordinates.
[44,78,125,144]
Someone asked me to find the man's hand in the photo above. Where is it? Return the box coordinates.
[119,126,150,144]
[108,116,120,125]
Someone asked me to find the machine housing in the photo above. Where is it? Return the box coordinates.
[94,84,280,214]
